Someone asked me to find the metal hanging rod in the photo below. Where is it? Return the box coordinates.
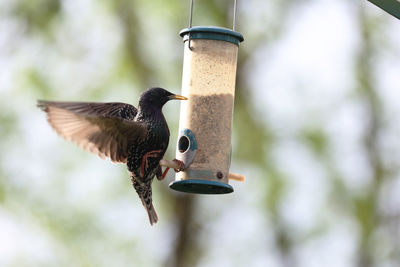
[233,0,237,31]
[189,0,194,28]
[188,0,238,31]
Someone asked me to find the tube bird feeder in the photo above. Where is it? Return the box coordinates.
[169,1,244,194]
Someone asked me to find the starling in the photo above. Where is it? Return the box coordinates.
[37,87,187,225]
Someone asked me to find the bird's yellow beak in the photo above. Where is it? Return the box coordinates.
[169,94,188,100]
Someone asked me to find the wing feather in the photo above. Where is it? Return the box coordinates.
[38,100,147,163]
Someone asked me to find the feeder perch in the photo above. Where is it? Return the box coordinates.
[169,0,244,194]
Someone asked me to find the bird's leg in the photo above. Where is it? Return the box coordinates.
[158,159,185,180]
[160,168,170,180]
[140,150,162,177]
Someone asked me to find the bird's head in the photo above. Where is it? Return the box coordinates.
[139,87,187,110]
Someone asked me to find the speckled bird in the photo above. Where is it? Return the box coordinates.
[37,87,187,225]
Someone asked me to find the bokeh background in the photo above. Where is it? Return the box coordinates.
[1,0,400,266]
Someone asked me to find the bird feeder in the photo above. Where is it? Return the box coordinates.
[169,0,244,194]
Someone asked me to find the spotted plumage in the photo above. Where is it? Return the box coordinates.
[37,87,187,225]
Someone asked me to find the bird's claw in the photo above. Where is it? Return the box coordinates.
[172,159,184,172]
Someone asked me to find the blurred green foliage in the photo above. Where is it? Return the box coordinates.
[13,0,61,34]
[0,0,399,267]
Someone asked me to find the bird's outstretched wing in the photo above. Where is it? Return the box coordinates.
[37,101,147,163]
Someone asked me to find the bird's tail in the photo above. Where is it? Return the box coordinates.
[131,174,159,225]
[139,195,159,225]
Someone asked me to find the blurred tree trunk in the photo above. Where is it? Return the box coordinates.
[112,4,202,267]
[165,194,202,267]
[114,0,153,87]
[354,4,388,267]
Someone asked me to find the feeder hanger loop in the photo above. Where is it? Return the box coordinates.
[188,0,193,50]
[187,0,239,50]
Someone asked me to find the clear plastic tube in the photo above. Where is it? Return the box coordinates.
[176,38,239,185]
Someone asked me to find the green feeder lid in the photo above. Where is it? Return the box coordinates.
[180,26,244,46]
[169,179,234,194]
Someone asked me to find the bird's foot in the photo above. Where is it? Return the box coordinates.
[140,150,162,177]
[172,159,184,172]
[159,159,185,180]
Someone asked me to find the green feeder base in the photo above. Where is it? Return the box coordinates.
[169,179,234,194]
